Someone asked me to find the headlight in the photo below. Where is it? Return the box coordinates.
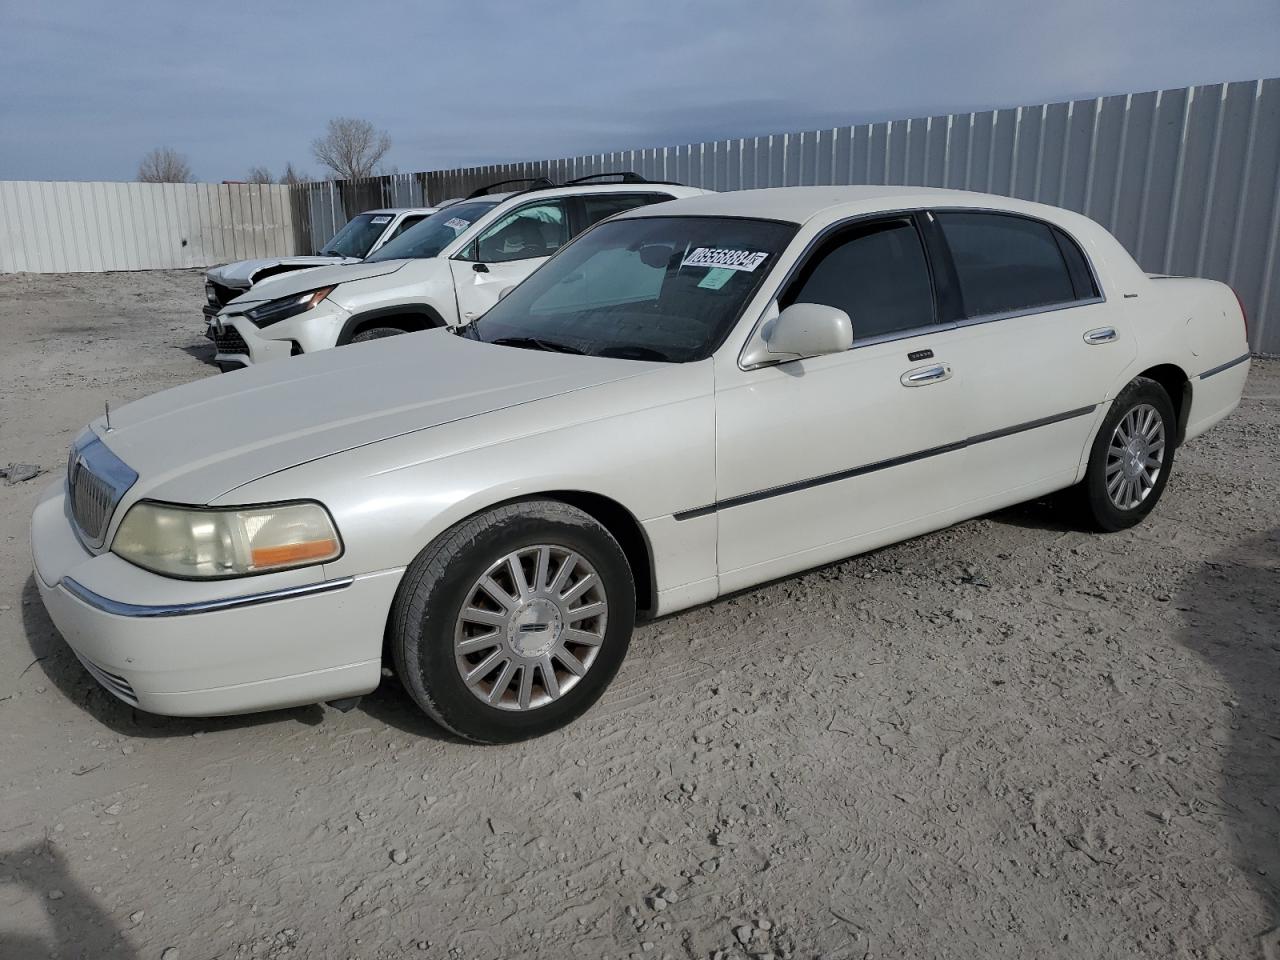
[205,281,219,306]
[244,286,335,328]
[112,501,342,579]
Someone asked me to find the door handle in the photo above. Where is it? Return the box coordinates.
[1083,327,1118,345]
[901,363,952,387]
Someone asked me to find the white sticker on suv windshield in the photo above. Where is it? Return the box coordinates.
[370,215,392,224]
[445,217,470,231]
[681,247,768,272]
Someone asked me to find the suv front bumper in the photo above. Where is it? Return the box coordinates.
[206,302,349,368]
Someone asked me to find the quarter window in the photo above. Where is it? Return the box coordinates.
[475,201,569,263]
[782,218,935,341]
[935,212,1091,318]
[580,193,673,228]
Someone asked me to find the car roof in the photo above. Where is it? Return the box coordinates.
[362,207,438,216]
[468,183,708,206]
[612,185,1066,226]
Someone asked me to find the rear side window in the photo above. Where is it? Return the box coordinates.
[782,218,935,341]
[936,212,1093,318]
[580,193,673,228]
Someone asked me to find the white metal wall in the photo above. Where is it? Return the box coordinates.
[2,79,1277,351]
[0,180,295,272]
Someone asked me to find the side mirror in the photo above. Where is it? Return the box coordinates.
[762,302,853,361]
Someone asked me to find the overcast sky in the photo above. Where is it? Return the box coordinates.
[2,0,1277,183]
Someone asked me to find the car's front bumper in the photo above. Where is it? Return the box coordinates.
[206,302,349,368]
[31,484,395,717]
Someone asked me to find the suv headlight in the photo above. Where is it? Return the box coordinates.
[205,281,219,306]
[112,501,342,579]
[244,286,335,328]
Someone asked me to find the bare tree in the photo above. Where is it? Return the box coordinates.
[311,117,391,180]
[137,146,193,183]
[246,165,273,184]
[279,162,308,185]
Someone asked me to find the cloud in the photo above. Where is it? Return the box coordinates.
[1,0,1277,181]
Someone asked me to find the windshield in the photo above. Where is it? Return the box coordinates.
[318,213,392,258]
[469,216,797,362]
[366,200,499,262]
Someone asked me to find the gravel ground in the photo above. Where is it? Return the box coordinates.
[0,269,1277,960]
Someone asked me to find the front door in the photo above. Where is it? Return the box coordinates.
[449,199,570,322]
[713,215,975,593]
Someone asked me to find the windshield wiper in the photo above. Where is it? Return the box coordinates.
[490,336,584,355]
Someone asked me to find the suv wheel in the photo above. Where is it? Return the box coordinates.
[351,326,407,343]
[390,500,636,743]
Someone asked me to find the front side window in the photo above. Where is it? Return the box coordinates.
[318,214,388,258]
[936,212,1083,318]
[474,201,569,263]
[781,218,935,341]
[366,200,499,262]
[469,216,797,362]
[384,214,426,242]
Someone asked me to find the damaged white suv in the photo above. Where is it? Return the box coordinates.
[206,175,705,368]
[203,207,439,320]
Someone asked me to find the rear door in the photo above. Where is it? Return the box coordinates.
[449,199,571,322]
[928,210,1137,501]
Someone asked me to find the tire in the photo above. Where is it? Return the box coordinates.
[389,500,636,744]
[1074,376,1177,531]
[350,326,407,343]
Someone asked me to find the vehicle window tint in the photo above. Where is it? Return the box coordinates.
[1051,225,1100,300]
[936,212,1078,318]
[385,215,426,242]
[476,201,569,263]
[580,193,673,228]
[781,219,934,340]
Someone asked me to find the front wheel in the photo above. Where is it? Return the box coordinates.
[389,501,636,743]
[350,326,407,343]
[1074,376,1177,531]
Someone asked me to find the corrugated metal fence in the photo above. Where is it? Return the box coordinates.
[2,78,1278,351]
[293,78,1280,354]
[0,181,297,272]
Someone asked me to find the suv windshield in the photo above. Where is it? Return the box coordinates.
[469,216,796,362]
[318,213,391,258]
[367,200,499,262]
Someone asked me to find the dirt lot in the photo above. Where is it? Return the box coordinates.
[0,268,1277,960]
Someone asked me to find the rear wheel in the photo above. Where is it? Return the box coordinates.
[390,501,636,743]
[350,326,407,343]
[1075,377,1176,531]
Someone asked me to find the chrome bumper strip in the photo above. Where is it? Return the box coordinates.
[59,576,354,618]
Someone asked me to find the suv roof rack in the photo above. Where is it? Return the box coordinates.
[562,172,686,187]
[465,177,555,199]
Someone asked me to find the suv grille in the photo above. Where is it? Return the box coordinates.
[209,280,241,307]
[208,325,251,355]
[67,434,137,549]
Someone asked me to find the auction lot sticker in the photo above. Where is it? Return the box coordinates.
[681,247,769,272]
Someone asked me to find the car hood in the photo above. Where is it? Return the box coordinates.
[225,259,412,308]
[93,332,662,505]
[208,256,362,289]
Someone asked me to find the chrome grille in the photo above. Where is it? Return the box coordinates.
[66,433,137,550]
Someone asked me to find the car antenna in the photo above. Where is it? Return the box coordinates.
[105,400,113,432]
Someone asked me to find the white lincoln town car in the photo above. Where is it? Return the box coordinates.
[32,186,1250,743]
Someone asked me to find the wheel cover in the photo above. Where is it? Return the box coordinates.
[1106,402,1166,510]
[453,544,608,711]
